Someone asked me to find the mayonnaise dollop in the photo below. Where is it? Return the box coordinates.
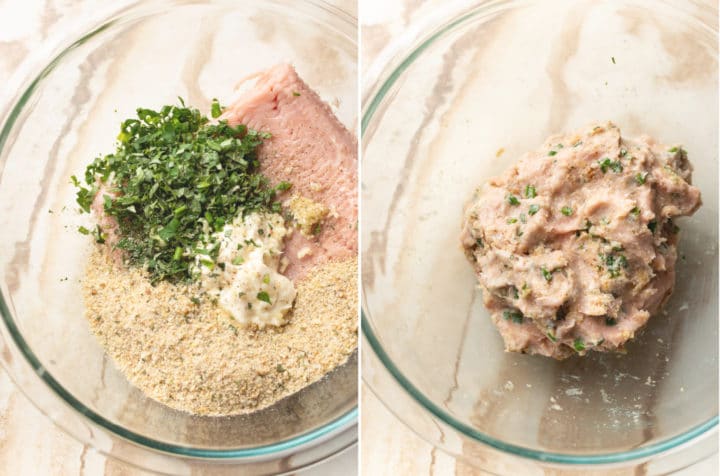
[195,212,295,327]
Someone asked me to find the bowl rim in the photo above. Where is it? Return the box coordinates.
[0,0,358,462]
[361,0,718,466]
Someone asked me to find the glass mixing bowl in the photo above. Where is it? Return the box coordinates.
[361,0,717,473]
[0,0,357,473]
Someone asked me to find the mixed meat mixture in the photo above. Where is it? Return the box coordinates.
[461,123,701,359]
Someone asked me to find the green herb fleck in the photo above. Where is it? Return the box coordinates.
[262,274,271,284]
[503,309,524,324]
[276,181,292,192]
[191,296,201,305]
[619,148,627,157]
[561,206,573,216]
[548,150,557,156]
[519,213,527,224]
[602,252,628,278]
[611,56,616,64]
[668,146,678,153]
[635,172,648,185]
[572,140,583,147]
[547,332,557,342]
[232,256,244,265]
[599,158,623,173]
[276,364,286,372]
[475,237,484,248]
[507,194,520,206]
[528,204,540,216]
[257,291,271,304]
[507,217,518,224]
[605,317,617,326]
[210,98,223,118]
[78,226,91,235]
[292,91,301,97]
[573,338,585,352]
[525,185,537,199]
[648,220,657,234]
[630,206,640,216]
[541,266,553,282]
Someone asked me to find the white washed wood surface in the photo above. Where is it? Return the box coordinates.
[359,0,718,475]
[0,0,357,475]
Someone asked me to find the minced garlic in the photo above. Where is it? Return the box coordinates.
[195,212,295,327]
[286,194,329,236]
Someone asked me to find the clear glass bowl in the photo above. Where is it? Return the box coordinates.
[0,0,357,473]
[361,0,717,473]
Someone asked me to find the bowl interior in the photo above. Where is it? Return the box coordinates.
[362,0,717,458]
[0,0,357,453]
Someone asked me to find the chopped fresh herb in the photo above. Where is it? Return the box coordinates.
[635,172,648,185]
[507,217,518,224]
[475,237,484,248]
[602,252,628,278]
[599,158,623,173]
[573,338,585,352]
[210,98,223,118]
[605,317,617,326]
[611,56,616,64]
[573,140,583,147]
[311,222,323,236]
[232,256,244,265]
[507,194,520,206]
[276,181,292,192]
[512,286,519,300]
[292,91,301,97]
[557,143,564,148]
[519,213,527,224]
[541,266,553,282]
[647,220,657,234]
[191,296,201,305]
[668,146,678,153]
[630,206,641,216]
[257,291,271,304]
[548,150,557,156]
[503,309,524,324]
[73,100,278,283]
[262,274,271,284]
[561,206,573,216]
[619,148,627,157]
[525,184,537,199]
[78,226,91,235]
[547,332,557,342]
[528,204,540,216]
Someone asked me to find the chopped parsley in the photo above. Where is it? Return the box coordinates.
[257,291,271,304]
[507,194,520,206]
[601,252,628,278]
[561,206,573,216]
[546,331,557,342]
[599,158,623,173]
[292,91,301,97]
[647,220,657,234]
[503,309,524,324]
[519,213,527,224]
[605,317,617,326]
[668,146,678,153]
[635,172,648,185]
[475,237,484,248]
[573,338,585,352]
[210,98,223,118]
[73,100,284,283]
[629,206,641,216]
[525,184,537,199]
[507,218,518,224]
[548,150,557,156]
[528,204,540,216]
[541,266,553,282]
[611,56,616,64]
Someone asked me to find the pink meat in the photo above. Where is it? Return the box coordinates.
[461,122,701,359]
[220,64,358,281]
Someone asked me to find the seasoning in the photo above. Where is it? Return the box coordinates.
[83,247,357,416]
